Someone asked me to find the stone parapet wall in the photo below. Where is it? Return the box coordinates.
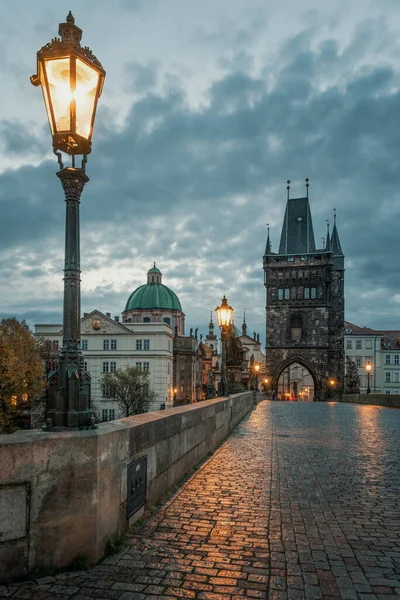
[0,392,254,582]
[341,394,400,408]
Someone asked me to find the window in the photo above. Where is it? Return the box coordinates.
[143,317,151,323]
[385,354,391,365]
[346,340,352,349]
[385,372,391,382]
[81,339,88,350]
[168,340,171,351]
[143,362,150,372]
[356,357,362,368]
[84,361,88,371]
[136,362,142,369]
[102,384,109,397]
[278,288,283,300]
[103,362,109,372]
[284,289,290,299]
[136,339,142,350]
[356,340,362,350]
[144,339,150,350]
[366,340,372,349]
[103,339,110,350]
[110,361,116,372]
[385,390,391,395]
[164,317,171,325]
[394,372,399,383]
[395,355,399,365]
[287,256,294,262]
[304,288,310,299]
[311,288,317,299]
[102,409,116,422]
[111,339,117,350]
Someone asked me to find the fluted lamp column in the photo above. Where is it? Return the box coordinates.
[215,296,233,397]
[31,12,106,428]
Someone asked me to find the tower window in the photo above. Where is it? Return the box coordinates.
[304,288,310,299]
[284,289,290,299]
[311,288,317,299]
[278,288,283,300]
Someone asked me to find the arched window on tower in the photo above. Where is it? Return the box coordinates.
[291,314,303,342]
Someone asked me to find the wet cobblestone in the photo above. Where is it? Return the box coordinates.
[2,401,400,599]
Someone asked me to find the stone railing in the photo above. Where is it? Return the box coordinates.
[0,391,255,582]
[341,393,400,408]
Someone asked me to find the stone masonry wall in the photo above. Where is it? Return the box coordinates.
[0,392,254,582]
[341,394,400,408]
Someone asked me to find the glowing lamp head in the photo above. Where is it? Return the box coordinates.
[31,12,105,155]
[365,363,372,373]
[264,378,269,384]
[254,363,260,372]
[329,379,335,386]
[215,296,233,329]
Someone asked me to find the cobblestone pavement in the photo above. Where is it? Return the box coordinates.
[2,400,400,600]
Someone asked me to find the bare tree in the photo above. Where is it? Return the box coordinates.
[101,366,156,417]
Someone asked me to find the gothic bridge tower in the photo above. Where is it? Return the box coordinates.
[263,181,344,400]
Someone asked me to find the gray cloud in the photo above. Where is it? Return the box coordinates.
[1,12,400,341]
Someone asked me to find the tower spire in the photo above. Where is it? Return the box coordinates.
[278,181,316,255]
[242,309,247,336]
[264,223,272,255]
[331,208,343,255]
[305,177,310,198]
[325,219,332,252]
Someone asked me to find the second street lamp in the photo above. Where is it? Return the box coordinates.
[365,362,372,394]
[215,296,233,397]
[31,13,106,428]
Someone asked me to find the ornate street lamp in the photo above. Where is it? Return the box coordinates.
[215,296,233,397]
[31,13,105,428]
[365,362,372,394]
[254,362,260,392]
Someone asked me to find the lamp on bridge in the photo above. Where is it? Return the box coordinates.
[254,363,260,391]
[31,13,105,428]
[215,296,233,397]
[365,362,372,394]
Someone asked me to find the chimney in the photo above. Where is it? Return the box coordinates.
[114,316,120,323]
[83,312,88,317]
[106,312,111,318]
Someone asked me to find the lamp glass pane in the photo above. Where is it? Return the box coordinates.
[217,307,232,328]
[44,58,71,132]
[75,58,99,140]
[39,61,54,134]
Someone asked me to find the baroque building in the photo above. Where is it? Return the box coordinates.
[263,182,345,400]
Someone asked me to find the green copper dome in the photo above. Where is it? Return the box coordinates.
[125,284,182,311]
[124,264,182,312]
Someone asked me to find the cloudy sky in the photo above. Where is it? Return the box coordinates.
[1,0,399,344]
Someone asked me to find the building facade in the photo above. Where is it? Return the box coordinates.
[35,311,174,419]
[263,184,345,400]
[344,323,400,395]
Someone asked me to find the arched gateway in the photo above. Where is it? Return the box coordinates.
[263,182,345,401]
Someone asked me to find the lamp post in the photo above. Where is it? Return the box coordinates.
[215,296,233,397]
[254,363,260,392]
[31,13,105,428]
[365,362,372,394]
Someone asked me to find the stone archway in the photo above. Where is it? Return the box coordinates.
[273,355,322,401]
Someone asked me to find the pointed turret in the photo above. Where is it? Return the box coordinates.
[205,310,217,345]
[325,220,332,252]
[242,310,247,336]
[264,224,272,255]
[278,180,316,255]
[331,209,344,269]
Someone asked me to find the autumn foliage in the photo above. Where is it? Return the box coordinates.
[0,318,46,433]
